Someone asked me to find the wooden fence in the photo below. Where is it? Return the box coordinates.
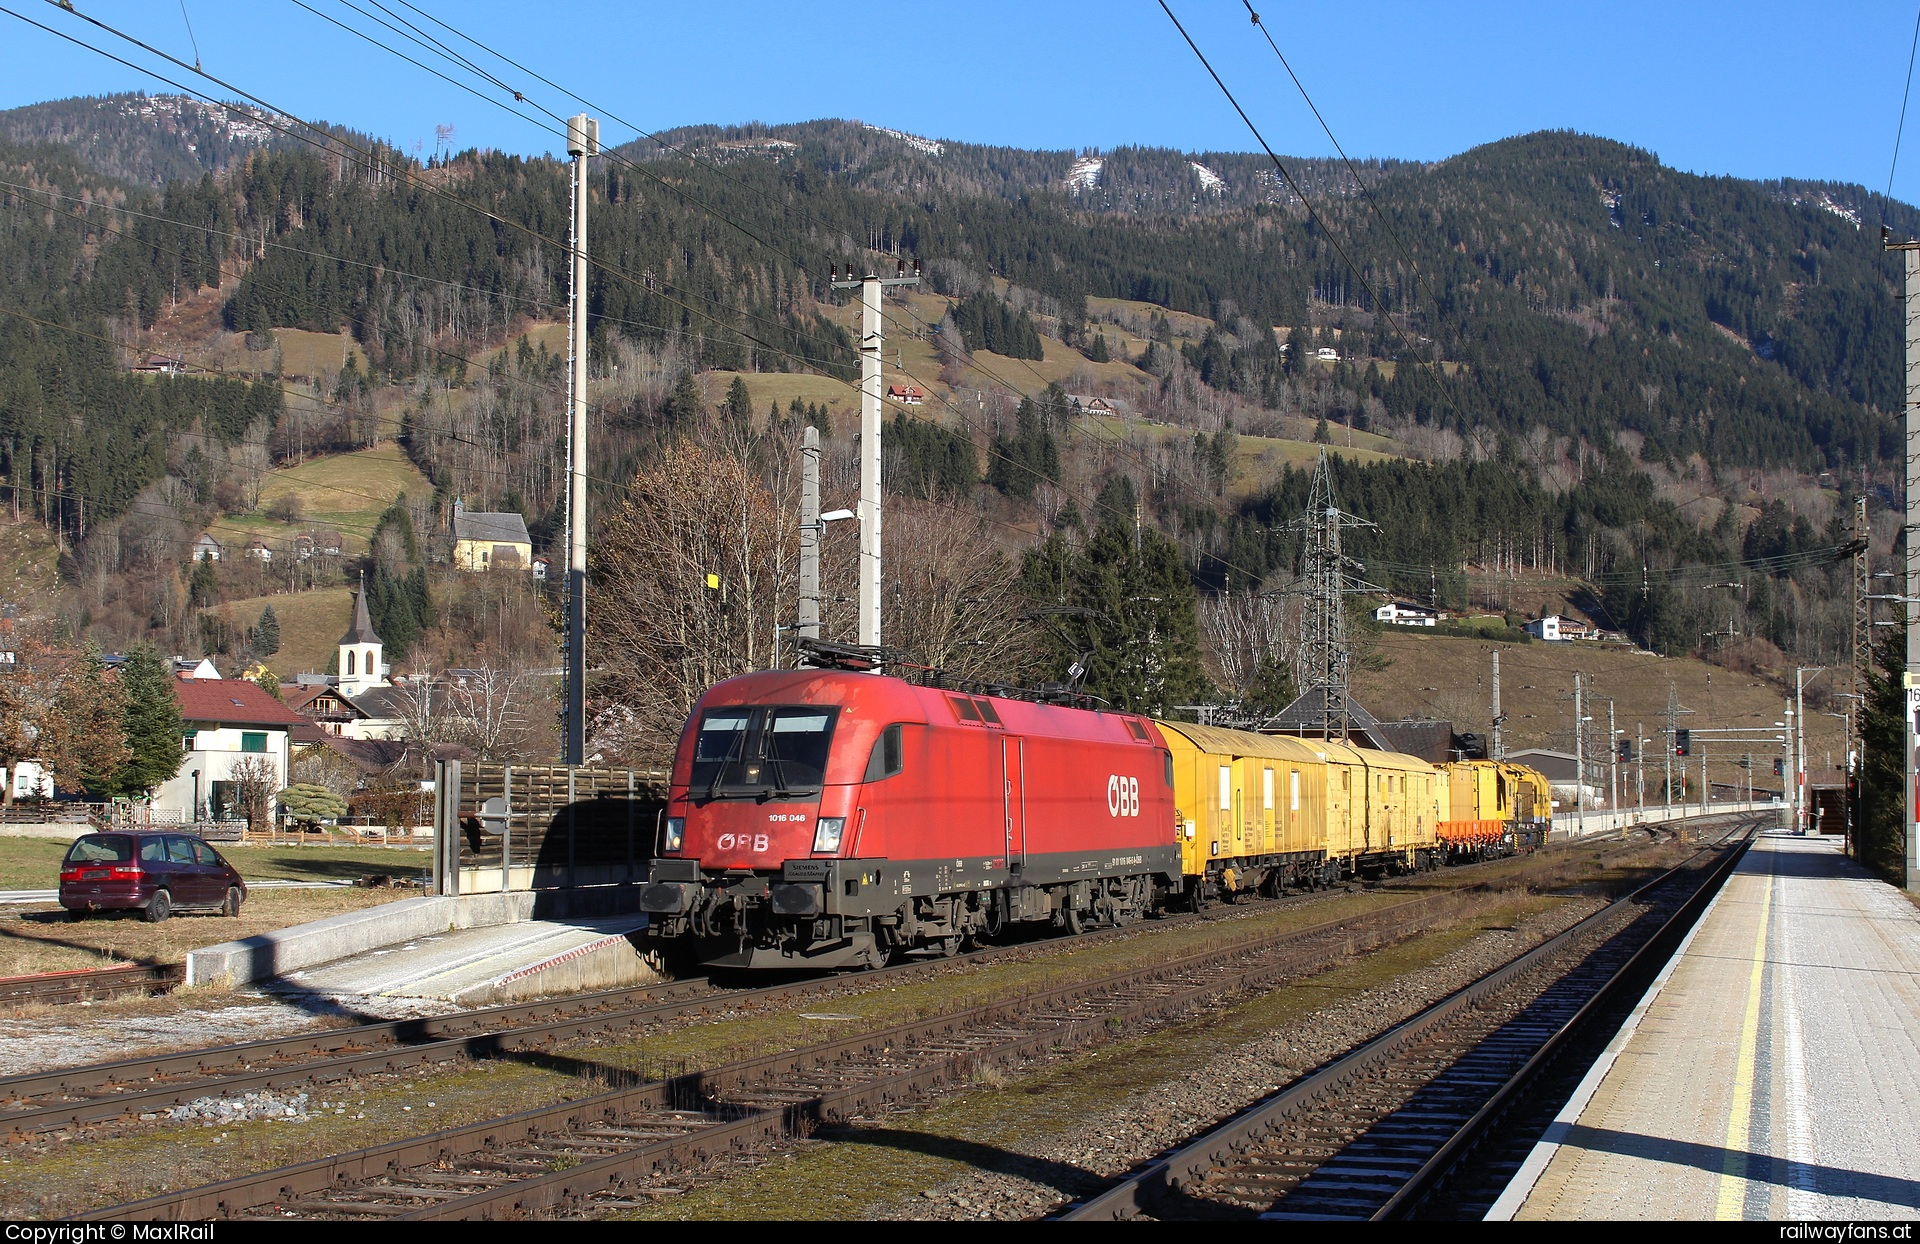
[432,761,669,895]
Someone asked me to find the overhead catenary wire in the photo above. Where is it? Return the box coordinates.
[1888,2,1920,224]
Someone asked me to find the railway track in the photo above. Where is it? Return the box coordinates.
[0,963,183,1007]
[85,884,1514,1220]
[1058,817,1756,1222]
[2,881,1355,1136]
[3,819,1721,1141]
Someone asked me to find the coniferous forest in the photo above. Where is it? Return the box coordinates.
[0,94,1908,726]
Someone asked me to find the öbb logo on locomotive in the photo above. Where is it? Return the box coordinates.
[637,668,1551,972]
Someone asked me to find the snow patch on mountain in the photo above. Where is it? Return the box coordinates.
[1065,156,1103,192]
[861,123,944,157]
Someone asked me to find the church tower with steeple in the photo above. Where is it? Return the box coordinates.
[337,574,385,696]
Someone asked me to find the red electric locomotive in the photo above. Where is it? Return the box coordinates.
[638,669,1182,969]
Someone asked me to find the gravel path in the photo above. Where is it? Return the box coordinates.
[866,894,1610,1221]
[0,999,333,1075]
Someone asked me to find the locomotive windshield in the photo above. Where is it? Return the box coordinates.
[690,705,841,799]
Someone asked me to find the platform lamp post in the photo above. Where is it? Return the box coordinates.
[1779,710,1794,831]
[1637,722,1647,813]
[1827,691,1858,856]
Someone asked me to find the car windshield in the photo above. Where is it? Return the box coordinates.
[689,705,840,799]
[64,836,131,864]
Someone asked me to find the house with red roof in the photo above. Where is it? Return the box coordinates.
[156,674,308,824]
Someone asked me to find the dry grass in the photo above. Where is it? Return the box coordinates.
[213,585,354,680]
[1351,631,1840,787]
[0,835,427,891]
[0,519,61,613]
[0,1058,579,1219]
[256,444,429,538]
[272,329,366,380]
[0,886,410,977]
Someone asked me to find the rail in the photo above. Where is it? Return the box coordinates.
[1059,818,1755,1220]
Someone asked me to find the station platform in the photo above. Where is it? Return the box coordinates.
[1493,831,1920,1220]
[270,912,661,1013]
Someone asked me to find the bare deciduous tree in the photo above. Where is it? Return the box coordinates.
[442,664,540,760]
[1199,584,1297,705]
[882,498,1033,681]
[594,433,796,767]
[228,755,278,834]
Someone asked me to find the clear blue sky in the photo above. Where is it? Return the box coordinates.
[5,1,1920,200]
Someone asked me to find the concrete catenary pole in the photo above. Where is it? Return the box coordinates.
[563,113,596,765]
[1783,699,1796,829]
[1637,721,1645,811]
[1490,649,1503,762]
[857,271,883,648]
[1574,672,1585,836]
[828,259,919,653]
[1908,244,1920,881]
[1608,698,1618,813]
[1886,231,1920,884]
[799,425,821,644]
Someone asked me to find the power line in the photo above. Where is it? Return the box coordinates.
[1889,2,1920,220]
[1237,2,1461,424]
[1157,3,1439,389]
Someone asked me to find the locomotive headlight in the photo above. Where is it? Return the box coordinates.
[662,817,685,853]
[812,817,846,853]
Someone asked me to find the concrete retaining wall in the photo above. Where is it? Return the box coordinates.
[0,824,85,841]
[447,929,666,1007]
[186,889,536,986]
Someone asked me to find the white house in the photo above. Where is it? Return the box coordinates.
[1314,346,1340,362]
[1375,601,1444,627]
[4,760,53,801]
[245,539,273,564]
[192,534,223,563]
[155,673,306,823]
[1525,615,1594,642]
[1067,394,1128,417]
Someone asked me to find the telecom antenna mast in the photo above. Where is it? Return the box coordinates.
[830,256,920,650]
[562,113,597,764]
[1289,451,1381,740]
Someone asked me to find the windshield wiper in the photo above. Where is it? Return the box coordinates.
[706,723,749,800]
[760,734,793,799]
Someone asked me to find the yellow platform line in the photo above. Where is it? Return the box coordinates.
[1715,863,1775,1219]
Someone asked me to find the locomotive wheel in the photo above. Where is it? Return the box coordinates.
[938,935,961,957]
[1064,907,1086,935]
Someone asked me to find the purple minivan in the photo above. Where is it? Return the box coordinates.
[59,832,247,922]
